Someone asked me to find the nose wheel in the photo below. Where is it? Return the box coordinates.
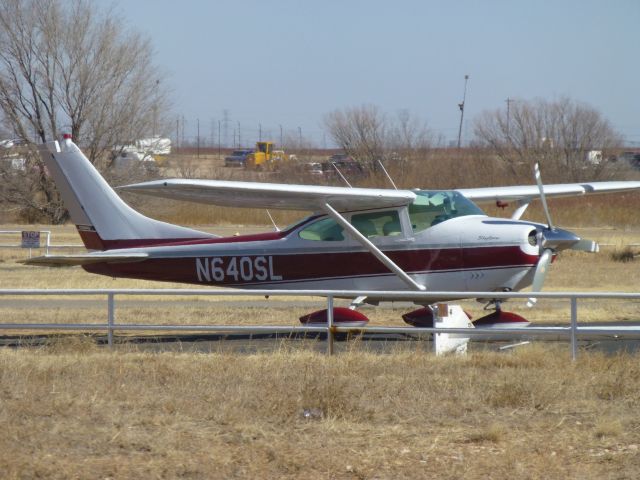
[484,299,503,312]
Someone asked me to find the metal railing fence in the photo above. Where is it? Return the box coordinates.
[1,288,640,360]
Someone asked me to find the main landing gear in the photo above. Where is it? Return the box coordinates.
[298,299,530,329]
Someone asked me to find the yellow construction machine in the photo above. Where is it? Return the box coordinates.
[245,141,289,170]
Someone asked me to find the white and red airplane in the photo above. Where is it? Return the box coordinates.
[25,136,640,327]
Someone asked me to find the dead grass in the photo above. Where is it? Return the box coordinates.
[594,418,624,439]
[611,247,637,263]
[1,345,640,478]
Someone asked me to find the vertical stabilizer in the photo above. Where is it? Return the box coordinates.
[40,137,215,250]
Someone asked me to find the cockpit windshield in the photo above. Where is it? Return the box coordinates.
[409,190,485,232]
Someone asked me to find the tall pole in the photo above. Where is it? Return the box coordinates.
[181,115,185,148]
[218,120,221,159]
[298,126,302,146]
[238,121,241,147]
[457,74,469,149]
[505,97,513,140]
[197,118,200,159]
[279,124,283,147]
[259,123,262,142]
[175,117,179,153]
[210,118,214,147]
[222,109,229,148]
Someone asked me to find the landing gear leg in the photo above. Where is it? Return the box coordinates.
[349,296,368,310]
[484,299,503,312]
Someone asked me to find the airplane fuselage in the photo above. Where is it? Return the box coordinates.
[84,214,542,295]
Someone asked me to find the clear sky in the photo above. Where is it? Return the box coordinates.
[109,0,639,147]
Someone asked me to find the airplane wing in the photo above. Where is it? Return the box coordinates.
[21,253,149,267]
[457,181,640,203]
[119,179,416,212]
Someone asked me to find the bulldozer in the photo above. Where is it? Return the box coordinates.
[245,141,290,170]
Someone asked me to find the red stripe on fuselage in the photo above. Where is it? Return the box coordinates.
[83,245,537,286]
[98,231,287,250]
[77,230,290,251]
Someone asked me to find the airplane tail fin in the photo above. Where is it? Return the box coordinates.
[40,137,214,251]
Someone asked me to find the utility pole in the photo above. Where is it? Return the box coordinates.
[175,117,179,153]
[152,79,159,137]
[210,118,215,147]
[505,97,513,140]
[279,124,283,147]
[217,120,221,159]
[197,118,200,158]
[298,126,302,146]
[181,115,185,148]
[457,74,470,149]
[222,109,230,148]
[259,123,262,142]
[238,121,241,148]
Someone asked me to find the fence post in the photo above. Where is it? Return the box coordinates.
[107,293,115,348]
[570,296,578,360]
[327,295,334,355]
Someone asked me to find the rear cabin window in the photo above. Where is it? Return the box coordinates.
[351,210,402,238]
[298,217,344,241]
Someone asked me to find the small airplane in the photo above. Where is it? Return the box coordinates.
[25,135,640,328]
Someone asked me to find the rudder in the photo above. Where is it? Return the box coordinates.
[40,136,214,250]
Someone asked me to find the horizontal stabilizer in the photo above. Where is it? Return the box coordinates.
[21,253,149,267]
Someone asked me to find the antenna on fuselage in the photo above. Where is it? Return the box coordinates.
[376,158,398,190]
[265,209,280,232]
[331,162,352,188]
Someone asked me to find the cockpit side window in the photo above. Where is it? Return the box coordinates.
[298,217,345,241]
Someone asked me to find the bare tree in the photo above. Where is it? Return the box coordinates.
[388,109,433,162]
[324,105,433,174]
[324,105,388,170]
[473,97,622,182]
[0,0,170,222]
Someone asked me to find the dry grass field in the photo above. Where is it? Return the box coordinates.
[2,219,640,478]
[2,345,640,479]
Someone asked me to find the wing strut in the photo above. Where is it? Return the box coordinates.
[511,200,530,220]
[322,203,426,292]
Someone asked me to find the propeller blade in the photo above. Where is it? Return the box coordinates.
[572,239,600,253]
[534,163,554,230]
[527,248,553,307]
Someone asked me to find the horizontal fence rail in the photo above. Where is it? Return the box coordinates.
[1,288,640,359]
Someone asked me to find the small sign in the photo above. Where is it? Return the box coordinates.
[21,231,40,248]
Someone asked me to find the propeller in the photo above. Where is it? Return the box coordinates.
[526,248,552,307]
[526,163,599,307]
[534,163,554,230]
